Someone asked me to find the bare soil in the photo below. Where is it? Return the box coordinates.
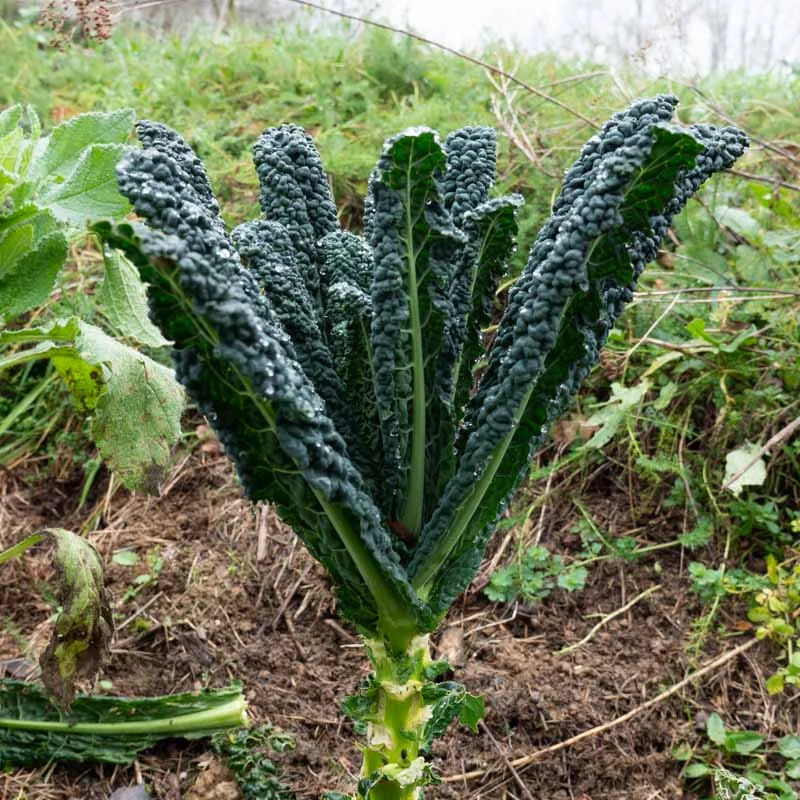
[0,447,794,800]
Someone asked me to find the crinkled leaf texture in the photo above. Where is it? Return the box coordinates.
[100,122,433,650]
[365,127,465,532]
[409,100,748,617]
[103,98,747,650]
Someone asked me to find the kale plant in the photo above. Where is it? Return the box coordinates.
[98,95,747,799]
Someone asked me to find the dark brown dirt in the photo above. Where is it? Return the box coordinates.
[0,449,794,800]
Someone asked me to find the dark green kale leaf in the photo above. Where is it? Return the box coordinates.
[446,194,523,417]
[441,126,497,225]
[107,122,432,646]
[252,124,340,314]
[366,128,464,534]
[410,96,748,617]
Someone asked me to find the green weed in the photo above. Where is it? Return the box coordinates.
[675,712,799,799]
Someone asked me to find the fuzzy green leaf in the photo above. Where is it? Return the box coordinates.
[0,126,24,174]
[28,108,135,183]
[42,143,131,225]
[0,105,22,138]
[0,212,67,321]
[99,246,170,347]
[74,323,184,493]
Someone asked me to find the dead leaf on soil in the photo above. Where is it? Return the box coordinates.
[39,528,113,707]
[552,416,594,446]
[0,528,113,708]
[436,626,465,668]
[186,759,240,800]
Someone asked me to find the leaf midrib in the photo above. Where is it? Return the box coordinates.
[400,148,427,537]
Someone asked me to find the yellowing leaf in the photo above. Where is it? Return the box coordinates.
[0,528,112,709]
[39,528,113,708]
[3,318,184,493]
[71,322,184,493]
[766,673,785,695]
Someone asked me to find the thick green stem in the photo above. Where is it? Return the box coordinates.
[355,636,436,800]
[345,635,484,799]
[0,695,247,736]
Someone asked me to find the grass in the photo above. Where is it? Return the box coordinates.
[1,12,797,555]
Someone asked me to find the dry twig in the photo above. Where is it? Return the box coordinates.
[445,637,758,783]
[556,585,661,656]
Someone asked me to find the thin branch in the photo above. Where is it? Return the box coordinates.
[685,83,798,164]
[727,168,800,193]
[633,294,798,306]
[556,585,661,656]
[282,0,599,129]
[720,414,800,493]
[623,292,681,372]
[445,637,758,783]
[109,0,185,18]
[635,286,800,297]
[479,721,536,800]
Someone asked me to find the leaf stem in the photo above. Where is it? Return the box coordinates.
[0,696,247,736]
[0,532,44,565]
[313,493,417,652]
[411,383,533,597]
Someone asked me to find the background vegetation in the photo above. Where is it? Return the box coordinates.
[0,12,798,798]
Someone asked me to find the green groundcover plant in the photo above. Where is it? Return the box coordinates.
[95,95,747,799]
[0,105,183,490]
